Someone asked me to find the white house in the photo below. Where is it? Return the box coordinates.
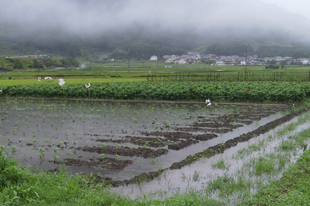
[150,55,158,61]
[275,56,284,61]
[215,60,225,66]
[165,57,177,64]
[175,59,188,64]
[162,55,170,59]
[302,59,310,65]
[263,57,272,63]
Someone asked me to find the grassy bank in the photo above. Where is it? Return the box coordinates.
[241,144,310,205]
[0,144,220,205]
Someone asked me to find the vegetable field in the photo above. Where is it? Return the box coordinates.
[1,81,310,101]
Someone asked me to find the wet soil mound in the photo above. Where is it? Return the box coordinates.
[76,146,168,158]
[51,157,133,170]
[168,139,199,150]
[142,131,218,141]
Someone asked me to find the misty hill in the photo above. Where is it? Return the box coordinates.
[1,0,310,58]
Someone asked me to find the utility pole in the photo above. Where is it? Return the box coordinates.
[245,44,248,71]
[156,55,159,68]
[128,48,130,73]
[37,50,40,74]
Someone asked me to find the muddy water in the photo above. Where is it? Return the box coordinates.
[114,111,310,200]
[0,98,291,182]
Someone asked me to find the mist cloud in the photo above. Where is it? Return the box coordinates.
[1,0,310,42]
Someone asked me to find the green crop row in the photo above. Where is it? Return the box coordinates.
[0,81,309,102]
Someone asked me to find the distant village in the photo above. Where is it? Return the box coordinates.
[7,52,310,67]
[150,52,310,66]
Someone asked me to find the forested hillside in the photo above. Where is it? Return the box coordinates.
[1,0,310,59]
[2,28,310,59]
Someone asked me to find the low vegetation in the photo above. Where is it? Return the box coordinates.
[241,140,310,205]
[0,81,309,101]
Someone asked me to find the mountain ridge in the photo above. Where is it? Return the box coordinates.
[1,0,310,58]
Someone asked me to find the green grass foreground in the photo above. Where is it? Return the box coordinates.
[0,149,220,206]
[240,132,310,206]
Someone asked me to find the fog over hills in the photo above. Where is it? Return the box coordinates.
[1,0,310,57]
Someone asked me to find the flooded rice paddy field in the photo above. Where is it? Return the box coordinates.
[2,98,307,202]
[117,111,310,203]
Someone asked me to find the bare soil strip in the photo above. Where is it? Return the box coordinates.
[51,157,133,170]
[142,131,218,141]
[76,146,168,158]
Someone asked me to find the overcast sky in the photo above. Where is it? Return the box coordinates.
[1,0,310,42]
[261,0,310,19]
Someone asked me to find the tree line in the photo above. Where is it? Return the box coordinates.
[0,58,79,70]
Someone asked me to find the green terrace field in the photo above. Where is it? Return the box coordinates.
[88,59,310,72]
[2,59,310,74]
[1,63,310,86]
